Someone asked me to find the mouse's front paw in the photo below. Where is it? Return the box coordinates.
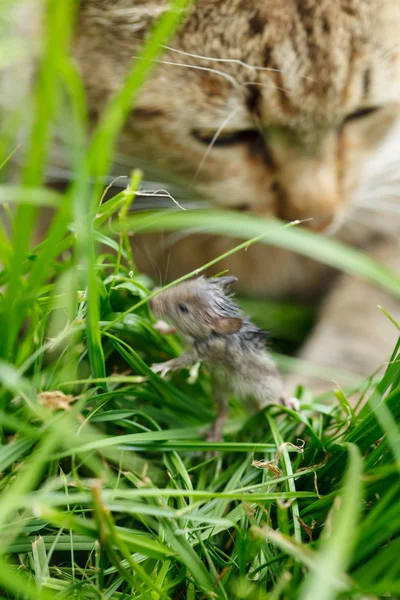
[153,320,177,335]
[150,362,171,378]
[280,395,301,411]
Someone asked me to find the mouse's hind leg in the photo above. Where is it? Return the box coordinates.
[205,382,229,443]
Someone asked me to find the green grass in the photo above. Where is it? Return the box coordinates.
[1,1,400,598]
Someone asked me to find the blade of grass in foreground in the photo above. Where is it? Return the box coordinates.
[0,0,77,360]
[159,517,214,594]
[299,443,363,600]
[0,557,57,600]
[267,414,302,544]
[28,490,316,508]
[119,210,400,297]
[0,185,62,207]
[0,429,61,535]
[91,484,170,599]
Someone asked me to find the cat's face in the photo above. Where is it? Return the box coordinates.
[76,0,400,232]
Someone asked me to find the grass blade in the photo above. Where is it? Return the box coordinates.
[299,443,363,600]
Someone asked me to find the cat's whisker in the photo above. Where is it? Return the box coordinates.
[356,201,400,215]
[132,237,163,285]
[355,181,400,211]
[136,189,187,211]
[99,175,129,206]
[344,214,399,238]
[162,44,320,84]
[44,162,178,195]
[360,169,400,186]
[191,106,241,185]
[44,159,208,212]
[162,235,171,285]
[161,45,283,74]
[131,55,241,89]
[154,233,165,287]
[131,54,304,97]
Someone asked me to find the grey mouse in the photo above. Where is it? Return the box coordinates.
[150,276,299,442]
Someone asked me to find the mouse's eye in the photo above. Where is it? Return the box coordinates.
[178,303,189,313]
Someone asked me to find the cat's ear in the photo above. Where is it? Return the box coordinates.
[210,276,238,290]
[212,317,242,335]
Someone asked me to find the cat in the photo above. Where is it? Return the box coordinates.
[76,0,400,392]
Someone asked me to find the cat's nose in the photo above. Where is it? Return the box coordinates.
[271,163,340,231]
[303,214,334,232]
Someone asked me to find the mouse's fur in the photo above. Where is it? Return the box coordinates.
[150,276,298,441]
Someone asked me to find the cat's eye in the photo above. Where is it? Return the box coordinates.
[191,129,254,146]
[178,303,189,313]
[343,106,381,124]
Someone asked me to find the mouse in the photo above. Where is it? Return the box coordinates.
[149,276,300,442]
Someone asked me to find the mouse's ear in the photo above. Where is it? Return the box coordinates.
[212,317,243,335]
[210,276,238,290]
